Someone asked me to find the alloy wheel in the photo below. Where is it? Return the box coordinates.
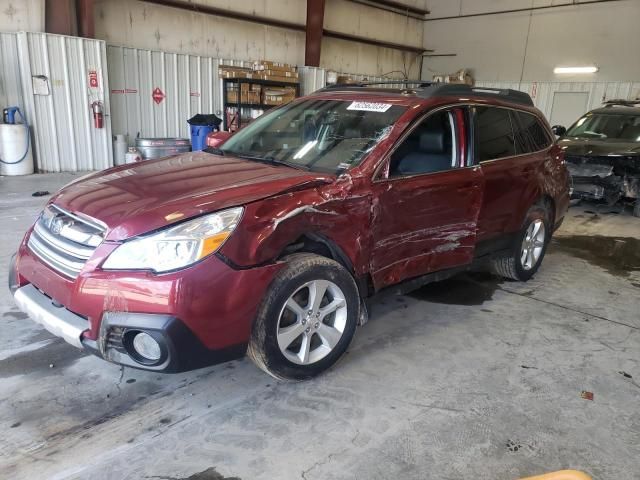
[520,219,546,270]
[276,280,348,365]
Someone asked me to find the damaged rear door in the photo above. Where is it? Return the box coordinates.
[369,106,483,289]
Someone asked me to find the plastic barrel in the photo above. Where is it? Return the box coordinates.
[190,125,214,151]
[0,124,34,175]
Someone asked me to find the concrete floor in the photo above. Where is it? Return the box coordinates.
[1,173,639,480]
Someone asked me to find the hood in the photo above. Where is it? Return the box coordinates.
[51,151,333,241]
[558,137,640,157]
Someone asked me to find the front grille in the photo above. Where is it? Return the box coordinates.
[27,205,106,279]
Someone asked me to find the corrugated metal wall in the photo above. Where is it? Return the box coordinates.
[15,32,113,172]
[0,33,23,112]
[476,81,640,121]
[107,45,328,143]
[108,46,222,141]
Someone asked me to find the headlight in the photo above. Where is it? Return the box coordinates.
[102,207,243,273]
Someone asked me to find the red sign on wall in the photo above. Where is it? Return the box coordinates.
[152,87,165,104]
[88,70,98,89]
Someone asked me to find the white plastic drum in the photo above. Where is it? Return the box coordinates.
[0,124,34,175]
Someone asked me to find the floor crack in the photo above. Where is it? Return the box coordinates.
[498,286,640,331]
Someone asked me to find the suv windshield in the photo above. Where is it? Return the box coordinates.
[219,99,407,173]
[565,112,640,141]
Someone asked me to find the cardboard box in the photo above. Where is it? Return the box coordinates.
[263,86,296,105]
[252,60,297,73]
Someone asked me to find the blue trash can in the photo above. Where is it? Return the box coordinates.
[190,125,214,151]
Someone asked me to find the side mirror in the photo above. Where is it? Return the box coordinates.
[206,130,232,148]
[552,125,567,136]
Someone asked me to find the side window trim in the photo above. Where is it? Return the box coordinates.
[375,106,468,181]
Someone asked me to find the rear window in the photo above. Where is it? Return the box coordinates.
[513,111,551,153]
[475,107,516,161]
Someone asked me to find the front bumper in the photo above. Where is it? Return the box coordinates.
[14,284,86,349]
[10,241,283,372]
[11,283,246,372]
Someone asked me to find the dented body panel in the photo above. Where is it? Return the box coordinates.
[10,87,570,372]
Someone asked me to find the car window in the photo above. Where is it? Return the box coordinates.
[475,107,516,161]
[513,111,551,153]
[388,109,460,177]
[219,99,406,173]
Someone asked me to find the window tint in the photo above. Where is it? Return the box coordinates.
[389,110,458,176]
[475,107,516,161]
[515,111,551,152]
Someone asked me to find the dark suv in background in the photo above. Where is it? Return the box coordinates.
[554,99,640,216]
[10,82,569,380]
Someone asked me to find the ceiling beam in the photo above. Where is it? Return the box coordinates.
[140,0,425,54]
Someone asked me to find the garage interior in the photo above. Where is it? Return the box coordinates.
[1,1,639,479]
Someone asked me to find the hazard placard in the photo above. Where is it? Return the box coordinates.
[152,87,165,104]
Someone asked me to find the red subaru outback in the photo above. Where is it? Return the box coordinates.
[9,83,569,379]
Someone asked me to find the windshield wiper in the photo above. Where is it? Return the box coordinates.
[204,146,224,156]
[230,152,310,171]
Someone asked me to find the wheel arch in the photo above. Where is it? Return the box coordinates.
[278,232,373,298]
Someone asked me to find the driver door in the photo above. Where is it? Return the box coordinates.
[370,107,484,290]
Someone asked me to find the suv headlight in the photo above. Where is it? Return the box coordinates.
[102,207,243,273]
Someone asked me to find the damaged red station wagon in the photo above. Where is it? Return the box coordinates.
[10,83,569,379]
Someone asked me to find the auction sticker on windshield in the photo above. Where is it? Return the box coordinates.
[347,101,392,112]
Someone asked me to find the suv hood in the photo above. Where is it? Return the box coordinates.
[50,151,333,241]
[558,137,640,157]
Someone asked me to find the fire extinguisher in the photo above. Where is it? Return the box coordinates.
[91,100,104,129]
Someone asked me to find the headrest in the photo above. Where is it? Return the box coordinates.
[419,130,445,154]
[344,128,361,138]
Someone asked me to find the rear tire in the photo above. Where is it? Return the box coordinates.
[247,253,359,380]
[492,203,551,281]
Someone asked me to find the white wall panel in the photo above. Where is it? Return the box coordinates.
[107,45,249,141]
[108,46,330,141]
[0,32,23,112]
[476,81,640,122]
[17,32,113,172]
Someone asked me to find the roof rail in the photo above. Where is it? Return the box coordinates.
[321,80,435,90]
[319,81,534,106]
[603,99,640,107]
[419,84,534,106]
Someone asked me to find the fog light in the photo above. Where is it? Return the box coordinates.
[132,332,161,361]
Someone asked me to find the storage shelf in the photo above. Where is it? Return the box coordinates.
[222,77,300,131]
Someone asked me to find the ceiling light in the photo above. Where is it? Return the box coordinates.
[554,66,598,74]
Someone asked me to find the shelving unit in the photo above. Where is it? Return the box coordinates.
[222,77,301,131]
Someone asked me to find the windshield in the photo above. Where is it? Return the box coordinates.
[219,99,407,173]
[565,112,640,141]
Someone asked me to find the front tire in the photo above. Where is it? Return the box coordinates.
[492,203,551,281]
[248,253,360,380]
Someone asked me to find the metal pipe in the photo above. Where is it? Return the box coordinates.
[348,0,429,16]
[346,0,428,19]
[140,0,305,31]
[425,0,628,21]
